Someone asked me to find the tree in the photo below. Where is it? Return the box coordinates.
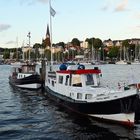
[85,37,95,50]
[93,38,102,50]
[33,43,42,60]
[44,49,51,61]
[71,38,80,47]
[93,38,103,61]
[122,39,130,61]
[3,49,10,59]
[56,42,65,49]
[107,46,119,60]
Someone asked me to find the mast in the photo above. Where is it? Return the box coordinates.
[49,0,56,69]
[49,0,53,67]
[27,32,31,62]
[16,37,18,61]
[124,46,126,61]
[91,39,94,61]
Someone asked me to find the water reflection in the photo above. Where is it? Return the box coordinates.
[3,63,140,140]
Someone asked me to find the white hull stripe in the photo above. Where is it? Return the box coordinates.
[17,83,41,89]
[88,113,134,123]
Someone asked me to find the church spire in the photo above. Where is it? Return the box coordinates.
[46,24,50,38]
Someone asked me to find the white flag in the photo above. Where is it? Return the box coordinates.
[50,6,56,17]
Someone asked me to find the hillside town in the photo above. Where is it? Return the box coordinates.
[1,34,140,65]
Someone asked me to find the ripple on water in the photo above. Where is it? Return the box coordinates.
[0,65,140,139]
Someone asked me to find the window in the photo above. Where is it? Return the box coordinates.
[85,94,92,99]
[72,75,82,87]
[86,74,94,85]
[59,76,63,84]
[77,93,82,99]
[65,75,69,85]
[52,80,54,87]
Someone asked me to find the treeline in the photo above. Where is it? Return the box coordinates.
[0,37,139,62]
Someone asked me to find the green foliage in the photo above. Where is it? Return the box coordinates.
[33,43,41,59]
[93,38,102,50]
[71,38,80,46]
[3,49,10,59]
[56,42,65,49]
[107,46,119,59]
[85,37,102,50]
[44,49,51,61]
[33,43,42,49]
[122,39,130,48]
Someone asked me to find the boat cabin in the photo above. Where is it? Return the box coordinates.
[47,64,101,89]
[10,63,37,79]
[56,67,101,88]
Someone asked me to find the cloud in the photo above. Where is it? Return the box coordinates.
[5,41,16,45]
[115,0,128,12]
[136,25,140,28]
[101,0,112,11]
[38,0,48,3]
[102,5,109,11]
[0,24,11,32]
[133,12,140,19]
[20,0,48,5]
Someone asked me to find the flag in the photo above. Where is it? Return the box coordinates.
[50,6,56,17]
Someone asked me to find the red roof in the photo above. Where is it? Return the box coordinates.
[57,69,101,74]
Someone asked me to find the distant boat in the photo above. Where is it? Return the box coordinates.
[131,59,140,65]
[116,60,127,65]
[63,61,76,66]
[9,62,42,90]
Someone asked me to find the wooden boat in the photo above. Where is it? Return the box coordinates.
[9,62,42,90]
[45,64,140,127]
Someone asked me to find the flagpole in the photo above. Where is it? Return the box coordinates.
[49,0,53,68]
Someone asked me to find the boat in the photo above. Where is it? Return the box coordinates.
[45,0,140,127]
[116,60,127,65]
[131,59,140,65]
[9,62,42,90]
[45,63,140,127]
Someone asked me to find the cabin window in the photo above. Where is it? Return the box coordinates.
[77,93,82,99]
[72,75,82,87]
[96,75,100,86]
[65,75,69,85]
[59,76,63,84]
[52,80,54,87]
[85,94,92,99]
[86,74,94,85]
[70,92,74,97]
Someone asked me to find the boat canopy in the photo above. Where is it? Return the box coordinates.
[57,69,101,75]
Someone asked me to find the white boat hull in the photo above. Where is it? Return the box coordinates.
[17,83,41,89]
[88,113,134,126]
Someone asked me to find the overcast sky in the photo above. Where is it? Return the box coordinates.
[0,0,140,48]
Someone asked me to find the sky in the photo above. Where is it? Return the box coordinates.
[0,0,140,48]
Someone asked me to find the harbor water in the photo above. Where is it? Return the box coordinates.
[1,64,140,140]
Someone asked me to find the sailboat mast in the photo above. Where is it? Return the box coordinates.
[16,37,18,61]
[27,32,31,62]
[91,39,94,61]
